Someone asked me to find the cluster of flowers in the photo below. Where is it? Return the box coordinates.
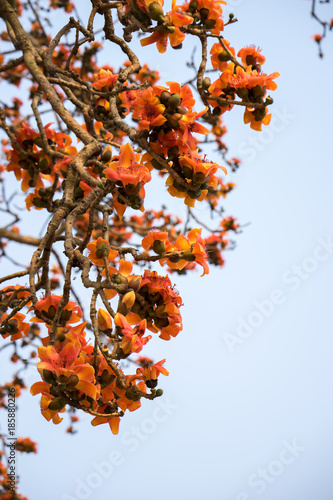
[24,286,174,434]
[0,0,277,453]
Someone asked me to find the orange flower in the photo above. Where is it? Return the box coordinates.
[34,340,98,400]
[163,228,209,276]
[210,40,235,71]
[15,438,37,454]
[243,107,271,131]
[237,46,266,68]
[0,312,29,341]
[166,149,226,207]
[142,231,169,254]
[87,237,118,266]
[115,314,151,355]
[313,34,323,43]
[126,270,183,340]
[131,87,167,130]
[31,295,83,325]
[136,358,169,387]
[92,69,118,91]
[104,143,151,218]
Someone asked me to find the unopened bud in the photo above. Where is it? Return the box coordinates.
[97,308,113,331]
[160,91,171,105]
[122,290,136,309]
[189,0,198,12]
[101,146,112,163]
[148,1,164,21]
[48,397,66,411]
[146,379,158,388]
[96,242,110,259]
[202,77,211,90]
[43,369,56,384]
[182,249,196,262]
[67,374,79,388]
[168,93,181,109]
[193,171,206,184]
[128,277,141,291]
[152,239,166,254]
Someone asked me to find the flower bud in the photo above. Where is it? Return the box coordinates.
[148,1,164,21]
[146,379,158,388]
[175,105,187,115]
[160,91,171,105]
[125,389,142,401]
[122,290,136,309]
[67,374,79,389]
[152,239,166,254]
[182,165,193,179]
[167,146,179,160]
[97,308,113,331]
[155,388,163,397]
[100,369,115,386]
[124,182,142,196]
[128,277,141,291]
[200,7,209,20]
[168,93,181,109]
[188,188,202,199]
[203,18,216,29]
[182,249,196,262]
[172,180,187,193]
[48,397,66,411]
[151,158,164,170]
[101,146,112,163]
[189,0,198,12]
[43,369,56,384]
[168,254,181,263]
[218,51,230,62]
[193,171,206,184]
[202,77,211,90]
[58,375,70,385]
[96,242,110,259]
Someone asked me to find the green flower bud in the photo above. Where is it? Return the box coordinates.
[168,93,181,109]
[151,158,165,170]
[48,397,66,411]
[160,91,171,105]
[148,1,164,21]
[182,165,193,179]
[124,182,142,196]
[202,77,211,90]
[193,171,206,184]
[95,242,110,259]
[101,147,112,163]
[152,240,166,254]
[125,389,142,401]
[189,0,198,12]
[218,51,230,62]
[128,277,141,291]
[43,370,56,384]
[67,374,79,388]
[199,7,209,20]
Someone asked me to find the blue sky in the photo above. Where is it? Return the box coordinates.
[1,1,333,499]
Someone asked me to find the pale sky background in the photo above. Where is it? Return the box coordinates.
[1,1,333,499]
